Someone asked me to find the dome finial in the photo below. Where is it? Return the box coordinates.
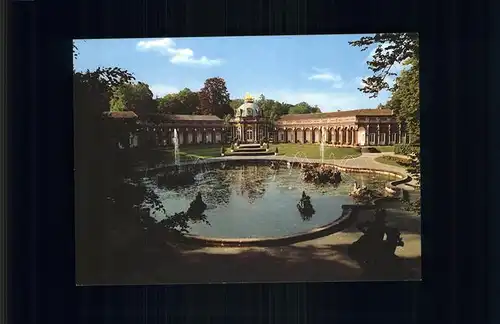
[244,92,254,103]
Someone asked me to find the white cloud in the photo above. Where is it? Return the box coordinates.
[248,88,389,112]
[307,68,344,89]
[136,38,222,66]
[149,84,180,98]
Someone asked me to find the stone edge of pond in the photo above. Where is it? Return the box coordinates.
[181,208,357,247]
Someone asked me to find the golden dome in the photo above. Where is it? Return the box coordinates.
[244,93,254,103]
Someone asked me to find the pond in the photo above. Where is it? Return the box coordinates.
[141,162,399,239]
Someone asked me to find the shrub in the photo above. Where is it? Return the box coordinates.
[275,147,279,154]
[361,147,381,153]
[394,144,420,155]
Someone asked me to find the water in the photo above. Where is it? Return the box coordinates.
[142,163,398,239]
[320,141,325,164]
[173,129,180,166]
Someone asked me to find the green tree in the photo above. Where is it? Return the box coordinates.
[349,33,419,98]
[223,114,233,142]
[157,95,184,114]
[311,105,322,113]
[197,77,231,118]
[350,33,420,214]
[229,99,244,111]
[289,102,312,114]
[385,58,420,140]
[109,82,156,116]
[177,88,200,114]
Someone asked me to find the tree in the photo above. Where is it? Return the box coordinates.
[311,105,322,113]
[157,95,184,114]
[197,77,231,118]
[229,99,244,112]
[385,58,420,140]
[109,82,156,116]
[177,88,200,114]
[289,102,312,114]
[349,33,419,98]
[222,114,233,142]
[350,33,420,214]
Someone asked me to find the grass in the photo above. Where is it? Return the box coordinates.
[274,143,361,160]
[136,143,362,166]
[374,155,409,168]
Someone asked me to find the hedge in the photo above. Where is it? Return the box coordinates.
[394,144,420,155]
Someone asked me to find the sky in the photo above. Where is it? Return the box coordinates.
[74,35,403,112]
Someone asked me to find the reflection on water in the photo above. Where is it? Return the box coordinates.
[142,164,398,239]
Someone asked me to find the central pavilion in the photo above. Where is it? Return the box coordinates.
[229,93,270,143]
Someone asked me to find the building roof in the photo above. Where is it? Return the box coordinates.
[166,114,222,121]
[278,109,394,121]
[102,111,138,119]
[142,114,223,122]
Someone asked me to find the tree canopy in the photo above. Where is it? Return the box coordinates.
[156,88,200,115]
[198,77,233,118]
[385,58,420,139]
[349,33,419,98]
[349,33,420,141]
[349,33,420,214]
[109,82,156,116]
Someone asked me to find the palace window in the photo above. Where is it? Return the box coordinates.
[369,133,376,143]
[391,133,397,143]
[279,132,285,141]
[380,133,386,144]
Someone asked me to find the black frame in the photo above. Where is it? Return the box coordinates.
[5,0,494,322]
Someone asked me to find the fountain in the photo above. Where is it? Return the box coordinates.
[320,141,325,164]
[173,128,180,166]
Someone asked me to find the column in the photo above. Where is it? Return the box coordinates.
[398,123,402,144]
[339,128,343,144]
[294,128,297,143]
[256,123,259,142]
[376,124,380,145]
[366,125,370,145]
[388,124,392,145]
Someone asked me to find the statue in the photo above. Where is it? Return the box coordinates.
[349,181,375,204]
[297,191,315,219]
[186,192,207,219]
[348,209,404,272]
[333,169,342,184]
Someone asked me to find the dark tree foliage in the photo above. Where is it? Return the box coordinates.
[73,45,210,282]
[349,33,420,215]
[197,77,232,118]
[349,33,419,98]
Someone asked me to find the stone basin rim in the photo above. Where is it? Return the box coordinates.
[181,208,355,247]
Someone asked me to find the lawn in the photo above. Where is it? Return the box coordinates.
[374,155,409,167]
[274,143,361,160]
[135,143,361,166]
[160,144,224,162]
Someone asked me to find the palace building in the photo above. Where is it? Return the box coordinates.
[104,94,411,148]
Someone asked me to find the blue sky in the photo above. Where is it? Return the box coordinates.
[74,35,401,112]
